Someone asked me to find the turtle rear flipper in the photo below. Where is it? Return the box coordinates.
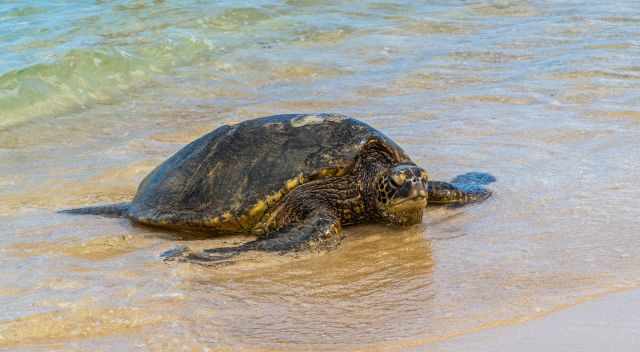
[58,202,131,217]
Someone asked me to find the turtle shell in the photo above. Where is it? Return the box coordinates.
[129,113,412,231]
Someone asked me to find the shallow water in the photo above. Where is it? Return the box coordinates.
[2,0,640,350]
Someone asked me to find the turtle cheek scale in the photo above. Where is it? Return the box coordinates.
[394,183,413,199]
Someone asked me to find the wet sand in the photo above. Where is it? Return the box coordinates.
[427,288,640,351]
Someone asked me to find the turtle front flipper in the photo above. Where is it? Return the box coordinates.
[162,208,343,266]
[428,172,495,206]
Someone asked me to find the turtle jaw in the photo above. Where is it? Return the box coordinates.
[389,195,427,209]
[383,196,427,226]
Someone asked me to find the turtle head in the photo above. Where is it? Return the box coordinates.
[375,164,428,225]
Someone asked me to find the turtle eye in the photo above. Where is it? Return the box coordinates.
[391,173,406,187]
[420,170,429,182]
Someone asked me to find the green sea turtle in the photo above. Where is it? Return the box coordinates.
[62,113,493,264]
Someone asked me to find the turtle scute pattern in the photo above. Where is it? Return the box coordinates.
[127,113,410,232]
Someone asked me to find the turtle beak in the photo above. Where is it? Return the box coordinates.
[409,182,428,200]
[386,181,427,225]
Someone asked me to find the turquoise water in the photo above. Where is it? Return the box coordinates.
[3,1,639,129]
[1,0,247,127]
[1,0,364,127]
[2,1,640,351]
